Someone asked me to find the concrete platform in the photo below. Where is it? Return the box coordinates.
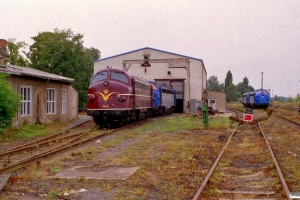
[62,116,92,130]
[0,174,10,191]
[48,166,139,180]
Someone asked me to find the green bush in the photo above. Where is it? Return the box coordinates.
[0,73,21,132]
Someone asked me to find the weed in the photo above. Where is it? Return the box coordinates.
[47,189,58,198]
[204,187,221,196]
[51,166,60,173]
[102,184,112,191]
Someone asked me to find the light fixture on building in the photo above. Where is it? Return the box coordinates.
[141,54,151,67]
[168,71,171,75]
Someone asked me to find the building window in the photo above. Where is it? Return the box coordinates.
[20,86,32,116]
[62,89,66,113]
[47,88,56,114]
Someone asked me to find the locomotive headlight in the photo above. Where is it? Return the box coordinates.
[103,81,109,86]
[88,94,95,102]
[118,96,126,102]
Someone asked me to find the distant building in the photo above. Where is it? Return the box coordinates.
[206,90,226,113]
[0,39,78,128]
[93,47,226,113]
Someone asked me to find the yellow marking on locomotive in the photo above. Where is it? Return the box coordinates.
[102,105,109,108]
[95,89,119,102]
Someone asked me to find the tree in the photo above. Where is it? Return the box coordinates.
[236,77,255,96]
[224,70,233,89]
[226,83,240,102]
[7,38,29,66]
[0,73,21,132]
[207,75,224,91]
[224,71,236,101]
[87,47,101,61]
[28,29,101,108]
[287,96,294,102]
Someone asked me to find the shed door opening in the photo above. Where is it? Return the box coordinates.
[171,81,184,113]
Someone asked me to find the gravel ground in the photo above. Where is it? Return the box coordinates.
[1,115,190,200]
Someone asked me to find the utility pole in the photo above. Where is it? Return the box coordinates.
[261,72,263,89]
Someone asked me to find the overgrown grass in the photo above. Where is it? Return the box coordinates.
[0,121,70,141]
[97,115,234,199]
[9,114,235,199]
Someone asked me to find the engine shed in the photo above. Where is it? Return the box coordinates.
[94,47,208,114]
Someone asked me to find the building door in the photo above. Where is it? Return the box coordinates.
[208,98,217,110]
[171,81,184,113]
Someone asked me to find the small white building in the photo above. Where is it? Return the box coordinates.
[94,47,227,114]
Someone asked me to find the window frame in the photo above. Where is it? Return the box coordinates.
[62,89,66,114]
[20,86,32,116]
[47,88,56,114]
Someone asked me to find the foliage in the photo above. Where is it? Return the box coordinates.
[226,83,240,102]
[287,96,295,102]
[224,70,233,89]
[0,73,21,133]
[28,28,101,108]
[207,75,224,91]
[235,77,255,95]
[1,124,46,140]
[296,95,300,103]
[274,95,286,102]
[224,71,240,102]
[7,38,29,66]
[47,189,58,198]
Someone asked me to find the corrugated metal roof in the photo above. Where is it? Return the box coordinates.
[95,47,203,62]
[0,64,74,82]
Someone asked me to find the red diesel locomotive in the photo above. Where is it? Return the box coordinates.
[87,68,153,128]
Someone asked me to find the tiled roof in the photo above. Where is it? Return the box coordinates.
[0,64,74,82]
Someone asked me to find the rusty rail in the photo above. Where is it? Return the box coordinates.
[193,119,292,199]
[258,122,291,200]
[192,124,238,200]
[0,116,151,174]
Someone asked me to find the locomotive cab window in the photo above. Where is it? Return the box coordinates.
[150,83,158,91]
[111,72,128,83]
[91,72,108,84]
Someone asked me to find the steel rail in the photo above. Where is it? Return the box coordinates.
[0,131,89,157]
[0,125,102,174]
[0,116,152,174]
[258,122,292,200]
[0,118,90,153]
[192,123,239,200]
[273,112,300,126]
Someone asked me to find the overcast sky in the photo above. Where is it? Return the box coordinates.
[1,0,300,97]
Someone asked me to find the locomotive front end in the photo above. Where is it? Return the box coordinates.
[87,69,132,127]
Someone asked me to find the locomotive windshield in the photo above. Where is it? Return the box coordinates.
[91,71,108,84]
[111,71,128,83]
[150,83,158,91]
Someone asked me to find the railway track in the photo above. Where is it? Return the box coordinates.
[262,111,300,195]
[193,109,291,199]
[0,115,172,174]
[0,120,100,174]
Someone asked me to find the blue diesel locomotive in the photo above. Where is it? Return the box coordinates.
[149,81,176,116]
[242,89,270,108]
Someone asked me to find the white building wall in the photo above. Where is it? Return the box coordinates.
[94,48,207,113]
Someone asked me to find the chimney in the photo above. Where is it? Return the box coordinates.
[0,39,7,66]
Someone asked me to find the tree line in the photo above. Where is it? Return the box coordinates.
[5,28,101,109]
[206,70,255,102]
